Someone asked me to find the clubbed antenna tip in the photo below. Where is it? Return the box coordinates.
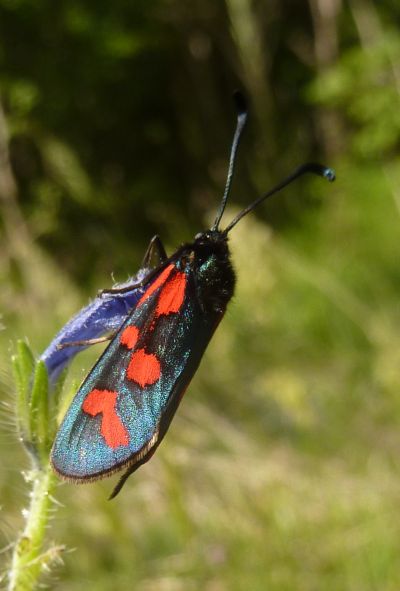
[223,162,336,234]
[323,167,336,182]
[233,90,247,118]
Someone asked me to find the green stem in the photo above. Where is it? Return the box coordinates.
[8,466,57,591]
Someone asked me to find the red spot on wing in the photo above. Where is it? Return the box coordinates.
[127,348,161,387]
[120,325,139,349]
[156,271,186,317]
[125,264,184,391]
[82,389,129,449]
[138,264,174,306]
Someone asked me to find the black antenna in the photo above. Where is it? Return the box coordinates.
[212,91,248,231]
[223,163,335,234]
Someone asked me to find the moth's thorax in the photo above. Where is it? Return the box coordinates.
[180,230,236,315]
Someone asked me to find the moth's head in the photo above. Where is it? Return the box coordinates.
[194,229,227,245]
[192,230,230,261]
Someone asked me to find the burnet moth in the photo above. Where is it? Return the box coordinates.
[50,93,335,498]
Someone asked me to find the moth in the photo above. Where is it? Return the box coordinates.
[51,93,334,498]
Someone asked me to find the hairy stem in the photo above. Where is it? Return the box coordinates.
[8,466,58,591]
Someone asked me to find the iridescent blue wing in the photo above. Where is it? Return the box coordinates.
[51,262,221,488]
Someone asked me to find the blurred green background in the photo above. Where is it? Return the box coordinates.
[1,0,400,589]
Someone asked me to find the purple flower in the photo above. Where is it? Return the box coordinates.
[41,269,150,384]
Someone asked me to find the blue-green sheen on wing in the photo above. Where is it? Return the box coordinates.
[51,267,217,480]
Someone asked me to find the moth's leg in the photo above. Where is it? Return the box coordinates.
[100,235,167,296]
[108,466,134,500]
[109,446,157,500]
[98,282,143,296]
[141,235,168,268]
[57,334,115,350]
